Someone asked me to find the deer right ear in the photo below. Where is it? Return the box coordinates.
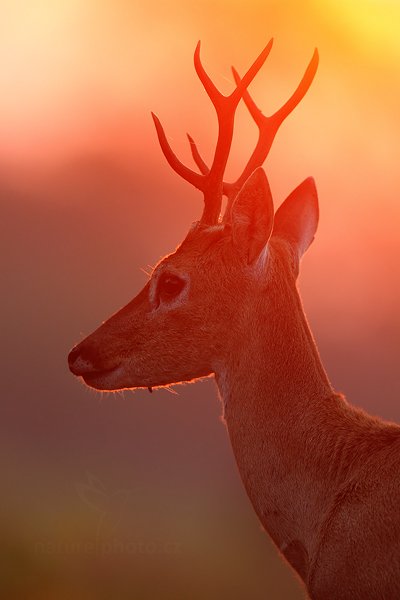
[272,177,319,260]
[230,168,274,265]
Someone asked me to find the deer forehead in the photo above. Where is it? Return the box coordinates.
[148,226,274,307]
[154,225,228,274]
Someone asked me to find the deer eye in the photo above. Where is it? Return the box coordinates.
[157,273,185,301]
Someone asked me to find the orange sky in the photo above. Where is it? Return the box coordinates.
[1,0,399,164]
[1,0,399,343]
[1,6,399,597]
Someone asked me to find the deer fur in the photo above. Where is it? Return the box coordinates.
[69,169,400,598]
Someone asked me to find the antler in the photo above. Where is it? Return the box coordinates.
[188,48,319,220]
[152,42,319,225]
[152,40,273,225]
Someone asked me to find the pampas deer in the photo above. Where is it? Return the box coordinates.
[68,41,400,598]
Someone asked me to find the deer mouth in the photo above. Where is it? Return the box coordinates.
[81,365,126,391]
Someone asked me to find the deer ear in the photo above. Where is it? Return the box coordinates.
[230,168,274,264]
[272,177,319,259]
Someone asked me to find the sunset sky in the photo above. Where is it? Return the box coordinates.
[1,2,400,598]
[2,0,399,368]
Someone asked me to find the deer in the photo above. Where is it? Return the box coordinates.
[68,41,400,598]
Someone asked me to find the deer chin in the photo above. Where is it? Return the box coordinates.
[81,365,127,391]
[81,363,163,392]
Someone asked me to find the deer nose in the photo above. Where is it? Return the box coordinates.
[68,345,81,366]
[68,342,98,376]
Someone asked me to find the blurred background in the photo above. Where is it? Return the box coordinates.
[1,1,399,598]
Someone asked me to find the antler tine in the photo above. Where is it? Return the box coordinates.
[151,113,204,191]
[187,134,209,175]
[270,48,319,128]
[193,39,273,109]
[230,38,274,104]
[229,48,319,196]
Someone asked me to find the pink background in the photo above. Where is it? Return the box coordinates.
[1,1,399,597]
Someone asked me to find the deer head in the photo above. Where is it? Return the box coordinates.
[68,41,319,392]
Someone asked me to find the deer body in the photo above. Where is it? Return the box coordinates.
[216,236,400,597]
[68,43,400,597]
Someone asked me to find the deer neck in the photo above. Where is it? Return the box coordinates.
[213,247,336,580]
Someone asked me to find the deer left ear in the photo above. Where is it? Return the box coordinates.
[230,168,274,265]
[272,177,319,260]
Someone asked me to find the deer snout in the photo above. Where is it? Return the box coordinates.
[68,338,126,391]
[68,342,100,376]
[68,338,116,376]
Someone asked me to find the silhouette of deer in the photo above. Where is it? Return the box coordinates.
[68,41,400,598]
